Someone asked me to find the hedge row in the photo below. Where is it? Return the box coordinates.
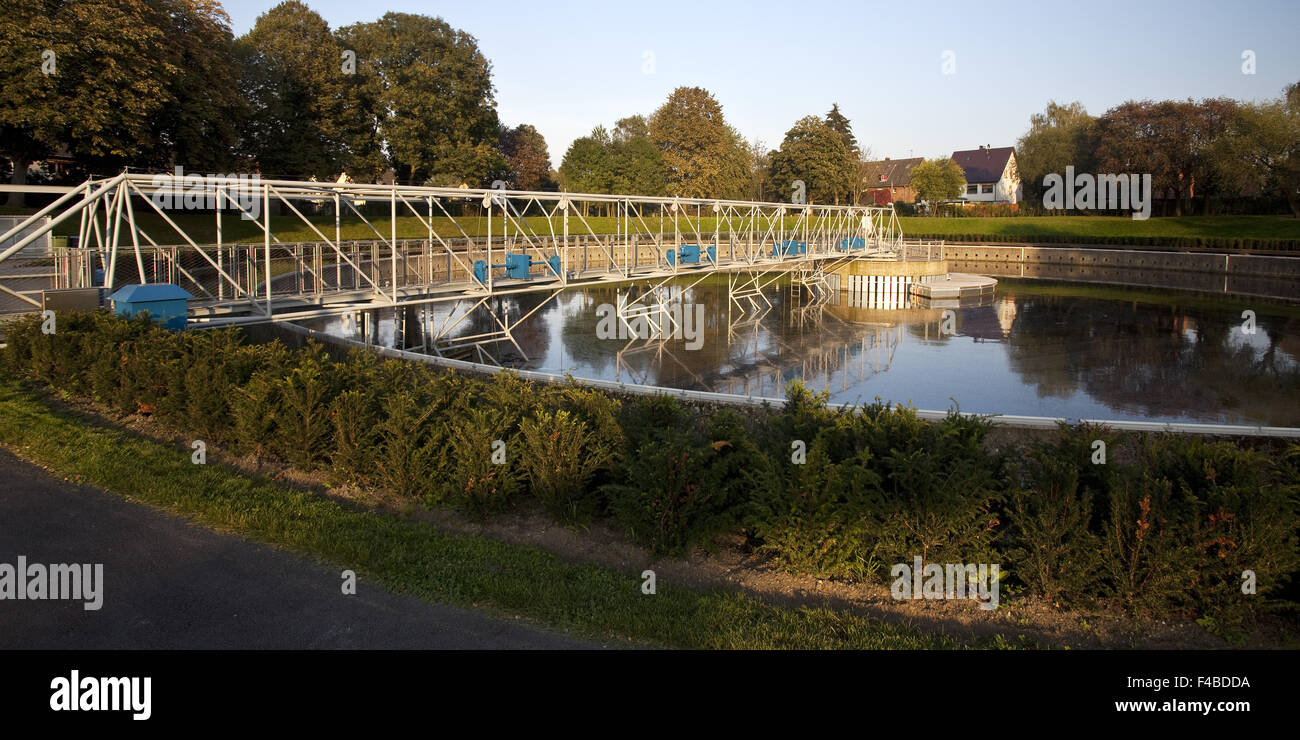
[4,311,1298,631]
[908,232,1300,252]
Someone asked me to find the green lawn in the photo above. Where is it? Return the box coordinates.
[900,215,1300,242]
[0,375,1017,650]
[7,202,1297,249]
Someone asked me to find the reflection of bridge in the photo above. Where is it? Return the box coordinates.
[611,284,939,397]
[0,173,958,355]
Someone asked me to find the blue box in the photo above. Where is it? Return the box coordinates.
[504,253,532,280]
[108,284,193,331]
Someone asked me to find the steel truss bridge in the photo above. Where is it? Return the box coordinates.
[0,173,945,360]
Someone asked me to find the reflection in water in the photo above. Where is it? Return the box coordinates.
[309,279,1300,427]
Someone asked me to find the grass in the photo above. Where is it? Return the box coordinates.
[7,203,1296,248]
[0,374,1010,650]
[900,215,1300,242]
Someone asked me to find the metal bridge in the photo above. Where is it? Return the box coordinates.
[0,172,946,359]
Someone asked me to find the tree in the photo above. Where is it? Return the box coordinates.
[498,124,554,190]
[0,0,240,204]
[559,128,614,195]
[1095,99,1234,216]
[648,87,748,198]
[910,157,967,203]
[144,0,243,173]
[1016,101,1098,206]
[1213,82,1300,218]
[609,115,665,196]
[747,138,772,201]
[851,147,875,206]
[337,12,505,185]
[824,103,858,156]
[234,1,351,179]
[767,115,855,204]
[612,115,650,143]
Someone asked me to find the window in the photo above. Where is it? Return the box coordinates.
[981,184,994,194]
[966,184,978,195]
[878,174,886,182]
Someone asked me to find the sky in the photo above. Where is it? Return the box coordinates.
[221,0,1300,164]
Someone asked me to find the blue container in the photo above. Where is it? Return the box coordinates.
[707,245,717,263]
[839,237,866,251]
[666,249,676,266]
[108,284,193,331]
[473,259,488,284]
[545,255,562,278]
[679,244,701,264]
[504,253,532,280]
[772,240,806,257]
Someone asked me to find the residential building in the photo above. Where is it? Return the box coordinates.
[951,146,1022,204]
[861,157,923,205]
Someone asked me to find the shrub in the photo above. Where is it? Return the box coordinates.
[273,344,336,470]
[518,409,610,521]
[441,406,520,518]
[1100,471,1202,615]
[1124,435,1300,624]
[230,371,280,462]
[372,389,436,500]
[605,409,762,554]
[748,425,879,578]
[1004,441,1103,603]
[328,389,379,487]
[861,406,1004,569]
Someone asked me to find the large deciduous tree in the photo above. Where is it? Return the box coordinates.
[1095,98,1235,216]
[337,12,505,185]
[559,127,615,195]
[0,0,240,204]
[648,87,748,198]
[1016,101,1098,206]
[767,115,855,204]
[233,1,353,179]
[1213,82,1300,218]
[910,157,967,203]
[498,123,554,191]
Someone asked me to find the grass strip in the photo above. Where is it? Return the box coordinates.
[0,376,1002,650]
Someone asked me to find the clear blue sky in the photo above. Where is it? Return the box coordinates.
[222,0,1300,163]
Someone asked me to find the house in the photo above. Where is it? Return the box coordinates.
[951,146,1022,204]
[861,157,923,205]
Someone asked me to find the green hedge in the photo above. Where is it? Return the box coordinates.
[5,311,1298,631]
[908,232,1300,252]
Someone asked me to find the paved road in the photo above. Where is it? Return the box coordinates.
[0,448,596,649]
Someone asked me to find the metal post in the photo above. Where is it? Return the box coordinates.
[263,183,271,314]
[217,183,224,299]
[390,189,397,303]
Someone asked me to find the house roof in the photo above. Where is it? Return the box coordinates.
[951,147,1015,184]
[861,157,924,188]
[108,284,194,303]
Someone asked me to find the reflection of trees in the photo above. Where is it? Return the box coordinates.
[1005,296,1300,425]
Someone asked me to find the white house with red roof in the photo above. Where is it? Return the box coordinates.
[951,146,1022,204]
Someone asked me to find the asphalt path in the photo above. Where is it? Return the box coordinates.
[0,448,597,649]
